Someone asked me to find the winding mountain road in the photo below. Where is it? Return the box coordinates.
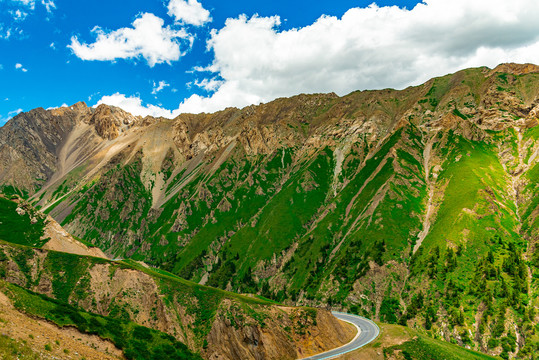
[300,312,380,360]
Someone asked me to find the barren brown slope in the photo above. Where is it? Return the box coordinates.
[0,285,123,360]
[41,215,107,259]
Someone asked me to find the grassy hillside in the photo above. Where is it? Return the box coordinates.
[342,323,500,360]
[0,238,274,343]
[387,334,499,360]
[0,197,48,248]
[0,334,42,360]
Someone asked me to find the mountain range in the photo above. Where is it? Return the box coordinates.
[0,62,538,359]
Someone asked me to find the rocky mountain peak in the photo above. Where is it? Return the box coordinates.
[88,103,139,140]
[70,101,89,111]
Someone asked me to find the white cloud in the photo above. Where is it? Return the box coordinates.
[152,80,170,95]
[15,63,27,72]
[0,24,12,40]
[41,0,55,13]
[45,103,68,110]
[167,0,211,26]
[68,13,193,67]
[49,42,55,49]
[96,93,175,118]
[173,0,539,114]
[8,108,23,116]
[10,9,28,20]
[193,78,223,92]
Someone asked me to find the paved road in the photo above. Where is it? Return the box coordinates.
[300,312,380,360]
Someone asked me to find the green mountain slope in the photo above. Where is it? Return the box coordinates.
[343,323,499,360]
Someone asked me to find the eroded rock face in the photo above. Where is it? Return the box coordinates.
[88,104,139,140]
[0,102,142,191]
[206,302,355,360]
[489,62,539,76]
[0,106,80,190]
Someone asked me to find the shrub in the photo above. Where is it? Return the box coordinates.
[487,338,499,348]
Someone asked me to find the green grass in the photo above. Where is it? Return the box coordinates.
[0,186,29,199]
[60,157,154,255]
[521,161,539,235]
[44,251,94,302]
[0,197,48,248]
[0,334,41,360]
[386,333,499,360]
[283,129,408,297]
[118,258,277,306]
[420,132,518,253]
[226,148,335,275]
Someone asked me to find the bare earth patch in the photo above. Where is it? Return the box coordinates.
[0,290,123,360]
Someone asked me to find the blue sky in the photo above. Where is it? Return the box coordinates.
[1,0,538,124]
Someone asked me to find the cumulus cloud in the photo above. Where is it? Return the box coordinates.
[167,0,211,26]
[96,93,175,118]
[68,13,193,67]
[15,63,27,72]
[152,80,170,95]
[174,0,539,114]
[8,108,23,116]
